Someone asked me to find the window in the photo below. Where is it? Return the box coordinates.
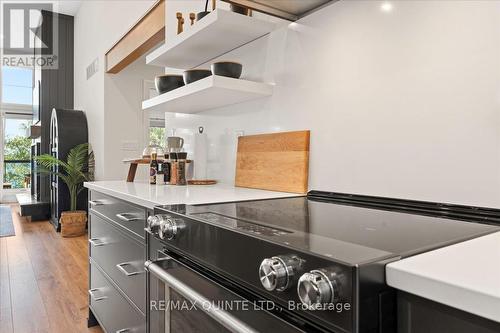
[3,117,32,189]
[149,118,166,147]
[1,66,33,105]
[1,66,33,192]
[143,80,165,148]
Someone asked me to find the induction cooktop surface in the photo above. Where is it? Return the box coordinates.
[161,195,500,265]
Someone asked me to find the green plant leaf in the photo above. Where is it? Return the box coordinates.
[67,143,89,172]
[34,154,71,173]
[34,143,90,211]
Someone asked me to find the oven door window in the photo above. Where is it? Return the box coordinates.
[147,256,304,333]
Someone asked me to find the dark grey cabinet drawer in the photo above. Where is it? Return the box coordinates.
[398,292,500,333]
[90,262,145,333]
[89,191,146,239]
[90,214,146,313]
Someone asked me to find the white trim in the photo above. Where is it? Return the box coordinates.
[142,79,161,147]
[2,188,29,195]
[0,102,32,114]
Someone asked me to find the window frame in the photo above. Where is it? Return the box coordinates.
[0,65,34,197]
[1,112,32,192]
[142,79,164,148]
[1,102,32,113]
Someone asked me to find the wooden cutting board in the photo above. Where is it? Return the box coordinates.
[235,130,310,194]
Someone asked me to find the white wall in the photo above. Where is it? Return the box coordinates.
[104,59,163,181]
[165,0,500,207]
[74,0,159,180]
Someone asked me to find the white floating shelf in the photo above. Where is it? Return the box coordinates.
[146,9,276,69]
[142,75,273,114]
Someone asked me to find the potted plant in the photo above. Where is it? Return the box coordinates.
[35,143,91,237]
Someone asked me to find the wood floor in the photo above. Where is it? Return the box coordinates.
[0,205,103,333]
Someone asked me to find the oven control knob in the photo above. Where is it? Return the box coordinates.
[297,270,338,309]
[159,217,180,240]
[147,215,162,234]
[259,255,302,291]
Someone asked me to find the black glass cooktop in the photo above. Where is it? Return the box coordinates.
[162,193,500,265]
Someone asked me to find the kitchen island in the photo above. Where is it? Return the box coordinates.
[387,231,500,332]
[83,181,500,333]
[83,180,302,333]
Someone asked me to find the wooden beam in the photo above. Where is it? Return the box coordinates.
[105,0,165,74]
[221,0,298,21]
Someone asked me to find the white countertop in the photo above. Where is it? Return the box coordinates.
[386,231,500,323]
[84,180,302,209]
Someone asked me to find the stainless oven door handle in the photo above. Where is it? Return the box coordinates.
[116,213,142,222]
[145,259,258,333]
[116,262,143,276]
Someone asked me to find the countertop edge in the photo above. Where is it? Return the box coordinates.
[386,231,500,323]
[84,181,303,209]
[84,182,160,209]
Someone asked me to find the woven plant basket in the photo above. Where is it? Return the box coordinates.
[60,211,87,237]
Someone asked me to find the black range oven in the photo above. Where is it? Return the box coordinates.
[145,192,499,333]
[146,235,305,333]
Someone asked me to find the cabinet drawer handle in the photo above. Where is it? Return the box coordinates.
[116,213,142,222]
[88,288,107,301]
[116,262,143,276]
[116,329,130,333]
[89,200,104,206]
[88,238,107,247]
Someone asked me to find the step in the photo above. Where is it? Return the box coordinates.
[16,193,51,221]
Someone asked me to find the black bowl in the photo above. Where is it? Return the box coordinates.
[154,75,184,94]
[211,61,243,79]
[196,11,210,21]
[183,69,211,84]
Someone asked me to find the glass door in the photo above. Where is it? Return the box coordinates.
[1,114,32,197]
[0,66,33,202]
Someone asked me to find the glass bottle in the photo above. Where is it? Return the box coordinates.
[176,152,187,185]
[150,152,158,185]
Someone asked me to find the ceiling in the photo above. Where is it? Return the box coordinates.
[222,0,335,20]
[251,0,333,17]
[48,0,82,16]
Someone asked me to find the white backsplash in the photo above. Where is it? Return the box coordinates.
[165,113,245,184]
[165,1,500,207]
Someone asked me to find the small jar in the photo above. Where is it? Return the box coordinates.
[176,152,188,186]
[169,153,178,185]
[156,162,164,185]
[163,154,171,185]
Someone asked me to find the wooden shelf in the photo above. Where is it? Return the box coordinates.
[146,9,276,69]
[142,75,273,114]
